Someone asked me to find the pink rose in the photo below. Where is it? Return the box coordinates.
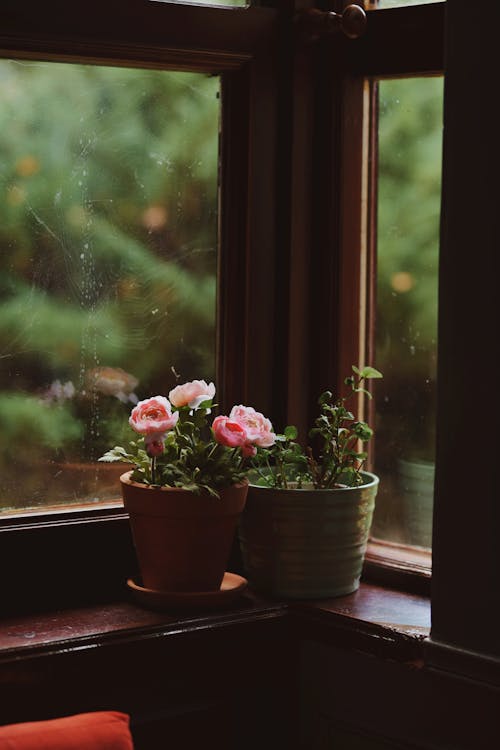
[169,379,216,409]
[145,437,165,457]
[229,405,276,448]
[212,416,247,448]
[129,396,178,436]
[241,443,257,458]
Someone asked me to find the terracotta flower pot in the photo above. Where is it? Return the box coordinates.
[238,472,379,599]
[120,471,248,593]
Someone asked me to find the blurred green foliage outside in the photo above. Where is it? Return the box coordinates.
[0,63,443,520]
[0,60,219,509]
[375,75,442,462]
[373,76,443,545]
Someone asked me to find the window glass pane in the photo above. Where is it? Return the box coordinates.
[0,60,219,513]
[372,76,443,548]
[368,1,443,8]
[153,0,247,7]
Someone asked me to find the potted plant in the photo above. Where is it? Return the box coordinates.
[99,379,275,601]
[238,366,382,599]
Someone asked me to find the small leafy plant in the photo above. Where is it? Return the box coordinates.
[99,380,275,497]
[250,365,383,489]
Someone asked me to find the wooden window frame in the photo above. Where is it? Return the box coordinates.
[334,2,445,589]
[0,0,446,614]
[0,0,285,614]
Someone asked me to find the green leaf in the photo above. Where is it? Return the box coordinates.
[318,391,332,405]
[99,453,128,463]
[284,425,298,440]
[98,446,134,463]
[353,387,373,399]
[197,398,214,410]
[352,422,373,441]
[359,366,383,379]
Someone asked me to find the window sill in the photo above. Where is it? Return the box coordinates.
[0,581,429,666]
[289,581,429,664]
[363,538,431,596]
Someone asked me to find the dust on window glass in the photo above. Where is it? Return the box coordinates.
[372,76,443,549]
[0,60,219,513]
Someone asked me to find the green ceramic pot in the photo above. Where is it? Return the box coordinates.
[238,472,379,599]
[397,458,434,548]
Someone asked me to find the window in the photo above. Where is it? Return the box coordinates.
[0,60,219,513]
[372,75,443,550]
[0,0,447,611]
[329,1,445,581]
[0,0,281,613]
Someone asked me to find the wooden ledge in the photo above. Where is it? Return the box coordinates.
[0,591,286,663]
[289,582,430,663]
[0,583,429,665]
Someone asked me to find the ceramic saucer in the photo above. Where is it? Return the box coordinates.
[126,571,249,612]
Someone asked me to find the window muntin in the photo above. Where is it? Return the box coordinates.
[0,60,219,513]
[371,75,443,549]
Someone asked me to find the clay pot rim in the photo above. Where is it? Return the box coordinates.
[120,470,248,494]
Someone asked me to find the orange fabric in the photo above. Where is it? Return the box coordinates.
[0,711,133,750]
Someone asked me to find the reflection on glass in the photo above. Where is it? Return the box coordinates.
[0,60,219,512]
[372,76,443,548]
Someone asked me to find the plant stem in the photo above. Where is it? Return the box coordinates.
[207,443,219,461]
[230,447,244,470]
[151,456,156,485]
[276,445,288,489]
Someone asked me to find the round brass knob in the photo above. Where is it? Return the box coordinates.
[341,4,367,39]
[296,4,367,42]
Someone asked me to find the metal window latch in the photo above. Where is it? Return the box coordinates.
[296,4,367,41]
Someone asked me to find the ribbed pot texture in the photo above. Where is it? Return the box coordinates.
[120,471,248,593]
[238,472,378,599]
